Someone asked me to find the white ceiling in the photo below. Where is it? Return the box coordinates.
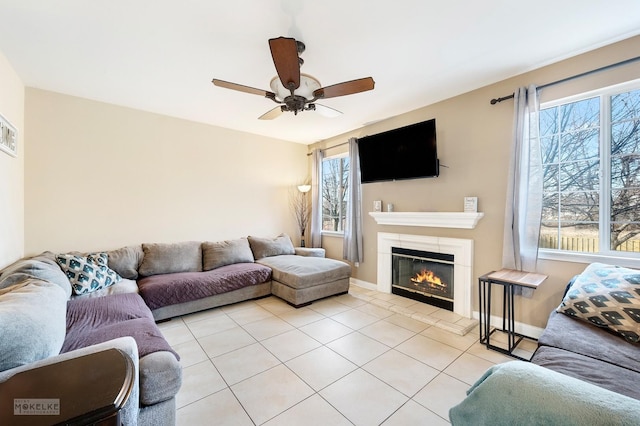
[1,1,640,144]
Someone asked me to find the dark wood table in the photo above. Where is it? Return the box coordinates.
[0,348,135,426]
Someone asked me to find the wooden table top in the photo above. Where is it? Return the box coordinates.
[485,268,548,289]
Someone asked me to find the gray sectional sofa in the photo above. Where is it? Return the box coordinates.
[0,233,351,425]
[530,262,640,400]
[449,262,640,425]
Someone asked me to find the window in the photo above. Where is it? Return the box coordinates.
[539,81,640,259]
[321,154,349,233]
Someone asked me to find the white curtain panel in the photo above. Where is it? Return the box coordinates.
[343,137,364,264]
[310,148,324,248]
[502,85,542,273]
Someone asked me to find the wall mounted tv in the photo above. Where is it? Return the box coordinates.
[358,118,439,183]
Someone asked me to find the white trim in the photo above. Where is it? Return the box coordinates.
[472,311,545,339]
[368,212,484,229]
[377,232,473,318]
[321,230,344,238]
[349,278,377,291]
[539,249,640,269]
[541,77,640,108]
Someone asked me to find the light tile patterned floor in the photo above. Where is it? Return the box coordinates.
[160,286,534,425]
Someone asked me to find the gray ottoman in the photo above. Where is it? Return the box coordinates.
[257,254,351,307]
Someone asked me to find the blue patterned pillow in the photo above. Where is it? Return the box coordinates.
[56,253,122,295]
[557,263,640,343]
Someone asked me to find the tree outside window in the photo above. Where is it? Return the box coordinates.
[322,155,349,232]
[539,84,640,255]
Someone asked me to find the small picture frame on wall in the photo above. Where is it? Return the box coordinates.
[0,113,17,157]
[464,197,478,213]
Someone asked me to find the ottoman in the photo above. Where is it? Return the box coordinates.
[256,254,351,307]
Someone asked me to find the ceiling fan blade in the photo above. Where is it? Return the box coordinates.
[258,106,284,120]
[268,37,300,91]
[314,103,343,118]
[314,77,375,99]
[212,79,275,98]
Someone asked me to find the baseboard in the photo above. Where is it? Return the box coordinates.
[349,278,377,291]
[472,311,545,339]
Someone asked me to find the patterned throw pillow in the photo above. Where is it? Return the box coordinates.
[56,252,122,295]
[557,262,640,343]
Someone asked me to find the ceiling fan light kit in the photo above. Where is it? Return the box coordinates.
[212,36,374,120]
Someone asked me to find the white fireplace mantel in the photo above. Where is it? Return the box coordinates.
[369,211,484,229]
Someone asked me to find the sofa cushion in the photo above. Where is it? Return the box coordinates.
[71,278,139,299]
[202,238,254,271]
[248,234,295,260]
[531,345,640,400]
[0,279,68,372]
[557,262,640,343]
[538,310,640,374]
[294,247,326,258]
[62,292,179,360]
[257,255,351,289]
[107,245,144,280]
[139,241,202,277]
[0,252,72,298]
[137,263,272,310]
[56,252,122,295]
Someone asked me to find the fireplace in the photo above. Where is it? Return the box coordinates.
[377,233,473,318]
[391,247,454,311]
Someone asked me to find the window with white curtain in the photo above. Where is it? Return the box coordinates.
[539,79,640,261]
[321,153,350,234]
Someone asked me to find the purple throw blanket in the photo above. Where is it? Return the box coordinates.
[137,262,272,310]
[62,293,179,360]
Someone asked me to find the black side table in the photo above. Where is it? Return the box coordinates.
[478,269,547,360]
[0,348,135,426]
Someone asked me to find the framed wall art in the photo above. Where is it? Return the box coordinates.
[0,113,17,157]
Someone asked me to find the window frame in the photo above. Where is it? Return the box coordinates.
[320,152,350,236]
[538,78,640,268]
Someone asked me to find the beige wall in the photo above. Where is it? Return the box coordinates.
[24,89,308,254]
[312,36,640,329]
[0,51,25,268]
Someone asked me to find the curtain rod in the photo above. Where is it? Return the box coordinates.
[306,140,349,156]
[489,55,640,105]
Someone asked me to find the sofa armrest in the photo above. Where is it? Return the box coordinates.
[294,248,326,258]
[0,337,140,426]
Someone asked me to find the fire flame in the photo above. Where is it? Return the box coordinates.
[411,269,447,289]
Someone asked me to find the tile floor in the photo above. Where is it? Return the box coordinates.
[159,286,537,425]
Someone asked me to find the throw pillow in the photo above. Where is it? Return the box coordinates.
[0,279,67,372]
[557,262,640,343]
[202,238,254,271]
[138,241,202,277]
[56,252,122,295]
[248,234,296,260]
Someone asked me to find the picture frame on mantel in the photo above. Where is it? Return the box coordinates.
[0,113,17,157]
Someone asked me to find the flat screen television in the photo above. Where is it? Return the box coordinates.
[358,118,439,183]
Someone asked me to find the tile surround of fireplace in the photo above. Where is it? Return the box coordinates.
[377,233,473,319]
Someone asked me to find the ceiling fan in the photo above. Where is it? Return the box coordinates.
[212,37,375,120]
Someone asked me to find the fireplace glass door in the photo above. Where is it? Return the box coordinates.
[391,247,454,311]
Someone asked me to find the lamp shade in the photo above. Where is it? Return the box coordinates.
[297,184,311,193]
[271,74,321,101]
